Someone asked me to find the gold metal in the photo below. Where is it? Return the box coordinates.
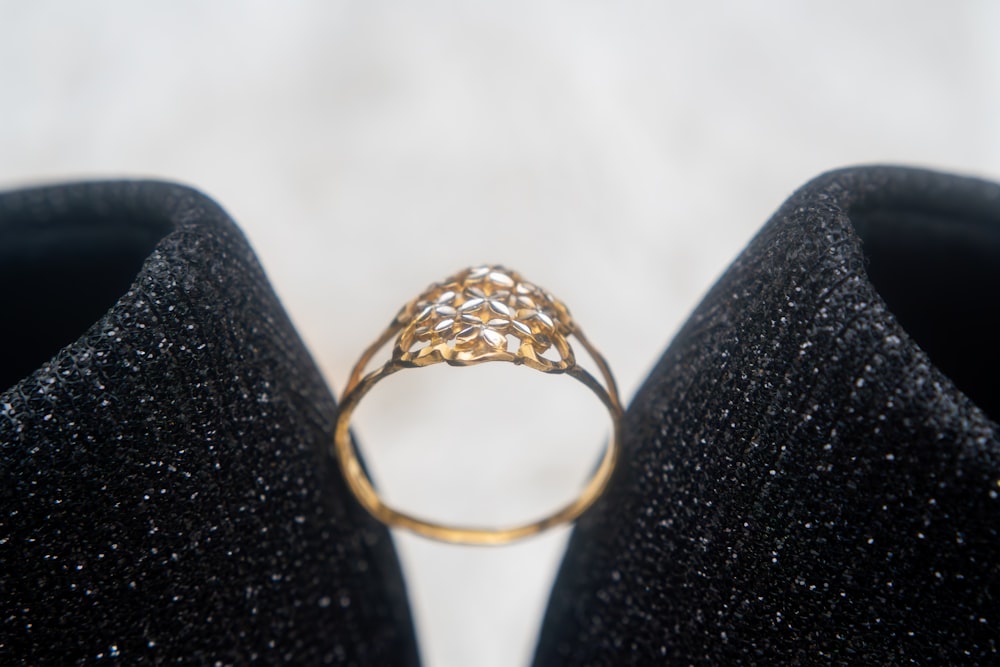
[333,265,622,546]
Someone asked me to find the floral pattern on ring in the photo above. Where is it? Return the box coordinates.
[394,265,574,370]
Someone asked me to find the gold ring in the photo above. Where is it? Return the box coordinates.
[333,265,622,545]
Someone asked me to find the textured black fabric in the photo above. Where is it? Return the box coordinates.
[534,166,1000,665]
[0,182,419,666]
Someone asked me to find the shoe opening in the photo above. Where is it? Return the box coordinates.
[0,206,174,391]
[851,203,1000,422]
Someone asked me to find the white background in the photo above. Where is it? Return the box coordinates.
[3,3,999,666]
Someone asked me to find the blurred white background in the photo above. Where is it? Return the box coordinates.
[3,2,1000,666]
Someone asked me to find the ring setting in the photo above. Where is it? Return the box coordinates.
[333,265,622,545]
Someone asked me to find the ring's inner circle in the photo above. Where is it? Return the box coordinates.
[348,361,612,529]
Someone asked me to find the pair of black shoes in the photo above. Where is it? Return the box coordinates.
[2,167,997,665]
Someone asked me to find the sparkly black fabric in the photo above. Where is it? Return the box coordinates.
[0,182,419,666]
[534,166,1000,665]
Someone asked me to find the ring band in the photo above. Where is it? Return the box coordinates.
[333,265,622,545]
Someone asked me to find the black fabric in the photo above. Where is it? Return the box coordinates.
[0,182,419,666]
[533,166,1000,665]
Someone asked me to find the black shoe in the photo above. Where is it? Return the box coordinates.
[0,181,419,666]
[533,166,1000,665]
